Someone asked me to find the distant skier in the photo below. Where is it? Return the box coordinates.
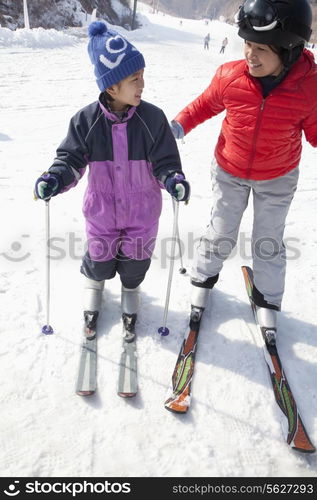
[170,0,317,332]
[34,22,189,329]
[204,33,210,50]
[219,37,228,53]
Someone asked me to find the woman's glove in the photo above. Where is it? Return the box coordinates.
[170,120,185,140]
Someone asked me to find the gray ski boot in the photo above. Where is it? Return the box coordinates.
[76,278,104,396]
[256,306,277,346]
[118,286,140,397]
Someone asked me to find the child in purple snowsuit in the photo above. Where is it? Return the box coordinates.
[35,22,190,324]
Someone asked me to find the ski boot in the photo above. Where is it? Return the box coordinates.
[118,286,140,397]
[76,278,104,396]
[256,306,277,347]
[189,284,210,329]
[121,285,140,340]
[83,278,104,338]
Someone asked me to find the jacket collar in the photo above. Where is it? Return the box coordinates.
[286,49,316,82]
[98,97,137,123]
[243,49,316,92]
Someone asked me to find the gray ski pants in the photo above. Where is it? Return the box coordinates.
[191,165,299,308]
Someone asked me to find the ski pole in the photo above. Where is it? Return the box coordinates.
[42,200,54,334]
[175,207,186,275]
[158,198,180,336]
[176,226,186,274]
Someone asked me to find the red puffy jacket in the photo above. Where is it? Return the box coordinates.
[174,49,317,180]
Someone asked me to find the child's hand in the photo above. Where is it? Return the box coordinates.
[164,173,190,202]
[170,120,185,140]
[34,172,61,200]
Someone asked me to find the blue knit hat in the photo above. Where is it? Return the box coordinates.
[87,21,145,91]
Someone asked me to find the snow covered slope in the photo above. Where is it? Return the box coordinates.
[1,3,317,477]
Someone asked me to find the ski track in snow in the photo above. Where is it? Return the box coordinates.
[1,2,317,477]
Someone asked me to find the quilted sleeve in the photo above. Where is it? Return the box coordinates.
[174,65,226,135]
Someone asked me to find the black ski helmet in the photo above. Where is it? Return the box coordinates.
[236,0,312,49]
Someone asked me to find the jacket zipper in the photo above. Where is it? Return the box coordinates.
[246,98,266,179]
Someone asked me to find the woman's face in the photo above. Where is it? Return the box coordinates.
[244,40,284,77]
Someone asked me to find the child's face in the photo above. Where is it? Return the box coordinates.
[244,41,283,77]
[107,69,145,111]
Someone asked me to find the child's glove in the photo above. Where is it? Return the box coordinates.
[164,173,190,202]
[170,120,185,140]
[34,172,61,200]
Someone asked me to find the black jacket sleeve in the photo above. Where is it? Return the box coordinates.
[48,107,96,189]
[150,111,183,182]
[136,105,183,183]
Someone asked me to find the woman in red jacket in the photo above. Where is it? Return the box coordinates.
[171,0,317,333]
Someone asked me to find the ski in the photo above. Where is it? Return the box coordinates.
[164,306,203,413]
[76,311,98,396]
[242,265,315,453]
[118,313,138,398]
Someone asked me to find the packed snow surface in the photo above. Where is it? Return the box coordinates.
[1,2,317,478]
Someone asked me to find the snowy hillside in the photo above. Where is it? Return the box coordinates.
[0,0,133,30]
[1,2,317,479]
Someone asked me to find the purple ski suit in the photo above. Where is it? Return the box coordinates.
[49,97,183,263]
